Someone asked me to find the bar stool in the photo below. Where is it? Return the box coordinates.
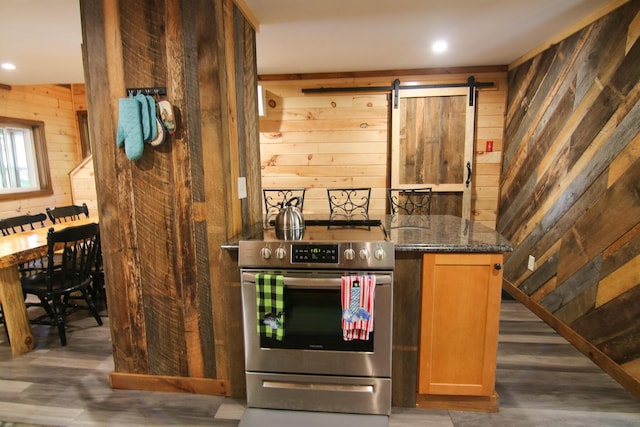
[387,187,432,215]
[327,188,371,217]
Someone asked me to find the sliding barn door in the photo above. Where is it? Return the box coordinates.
[391,88,475,219]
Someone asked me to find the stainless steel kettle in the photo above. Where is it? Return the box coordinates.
[275,197,305,240]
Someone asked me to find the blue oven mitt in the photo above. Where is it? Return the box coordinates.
[116,97,144,160]
[145,95,158,141]
[134,93,157,142]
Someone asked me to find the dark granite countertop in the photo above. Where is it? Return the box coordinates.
[222,215,512,253]
[383,214,512,253]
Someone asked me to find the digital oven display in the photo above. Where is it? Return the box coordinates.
[291,244,339,263]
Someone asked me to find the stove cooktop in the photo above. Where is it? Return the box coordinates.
[257,217,389,243]
[238,217,393,269]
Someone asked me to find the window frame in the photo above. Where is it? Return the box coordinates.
[0,116,53,201]
[77,110,92,158]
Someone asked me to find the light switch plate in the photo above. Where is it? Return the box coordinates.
[528,255,535,271]
[237,177,247,199]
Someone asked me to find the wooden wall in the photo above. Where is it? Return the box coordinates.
[500,0,640,398]
[80,0,261,398]
[258,70,507,229]
[69,156,98,215]
[68,84,99,216]
[0,85,82,219]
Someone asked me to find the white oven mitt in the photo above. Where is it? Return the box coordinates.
[158,99,176,135]
[148,116,166,146]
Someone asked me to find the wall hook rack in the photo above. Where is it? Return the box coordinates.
[126,87,167,97]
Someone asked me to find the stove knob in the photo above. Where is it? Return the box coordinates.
[260,247,272,260]
[359,248,370,260]
[344,248,356,261]
[275,247,287,260]
[374,247,385,260]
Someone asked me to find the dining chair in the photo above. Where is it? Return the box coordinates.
[263,188,305,225]
[0,212,51,278]
[0,301,6,341]
[0,212,49,236]
[0,213,52,334]
[388,187,433,215]
[91,235,106,307]
[327,188,371,217]
[46,203,106,306]
[46,203,89,224]
[21,222,103,346]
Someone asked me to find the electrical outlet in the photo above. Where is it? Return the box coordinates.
[528,255,535,271]
[237,177,247,199]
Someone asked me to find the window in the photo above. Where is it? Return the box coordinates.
[0,117,52,199]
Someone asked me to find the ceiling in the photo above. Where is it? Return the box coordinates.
[0,0,616,86]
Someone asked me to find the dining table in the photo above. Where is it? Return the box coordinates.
[0,217,98,356]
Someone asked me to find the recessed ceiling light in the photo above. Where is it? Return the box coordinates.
[432,40,448,54]
[1,63,17,70]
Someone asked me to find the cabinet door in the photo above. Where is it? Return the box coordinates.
[418,253,503,396]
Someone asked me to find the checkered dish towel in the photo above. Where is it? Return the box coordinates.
[341,275,376,341]
[255,273,285,341]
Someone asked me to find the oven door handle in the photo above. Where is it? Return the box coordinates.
[242,272,392,288]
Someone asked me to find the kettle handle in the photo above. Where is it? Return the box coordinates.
[286,197,301,207]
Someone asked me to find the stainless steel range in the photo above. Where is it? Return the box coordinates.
[238,218,394,416]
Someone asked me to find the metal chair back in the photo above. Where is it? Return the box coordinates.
[263,188,305,225]
[388,188,433,215]
[327,188,371,218]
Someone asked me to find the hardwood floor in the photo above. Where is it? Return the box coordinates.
[0,299,638,426]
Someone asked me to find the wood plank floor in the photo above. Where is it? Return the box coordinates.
[0,299,639,426]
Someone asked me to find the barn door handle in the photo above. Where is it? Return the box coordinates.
[466,161,472,187]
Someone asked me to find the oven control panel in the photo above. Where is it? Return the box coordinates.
[291,244,338,263]
[239,241,394,270]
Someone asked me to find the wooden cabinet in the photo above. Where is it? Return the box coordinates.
[417,253,503,411]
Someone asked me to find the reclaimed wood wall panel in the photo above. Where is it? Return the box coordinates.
[118,0,189,378]
[391,252,422,407]
[259,71,507,228]
[0,85,79,218]
[500,0,640,397]
[81,0,260,397]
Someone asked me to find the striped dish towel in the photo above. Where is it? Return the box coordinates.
[341,275,376,341]
[255,273,285,341]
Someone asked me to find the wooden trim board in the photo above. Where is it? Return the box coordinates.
[416,391,499,412]
[110,372,231,396]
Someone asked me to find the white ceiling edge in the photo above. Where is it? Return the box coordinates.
[0,0,623,86]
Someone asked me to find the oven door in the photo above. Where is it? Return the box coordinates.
[240,270,393,378]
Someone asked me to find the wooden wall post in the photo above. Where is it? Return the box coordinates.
[79,0,261,396]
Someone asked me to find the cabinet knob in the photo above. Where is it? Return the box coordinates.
[494,263,502,270]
